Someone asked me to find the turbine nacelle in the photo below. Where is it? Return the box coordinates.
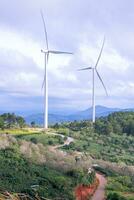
[41,49,49,54]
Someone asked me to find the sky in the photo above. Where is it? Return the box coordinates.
[0,0,134,115]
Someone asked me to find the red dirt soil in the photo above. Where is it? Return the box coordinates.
[75,178,99,200]
[75,173,107,200]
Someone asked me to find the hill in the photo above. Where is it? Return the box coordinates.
[25,105,134,125]
[0,111,134,200]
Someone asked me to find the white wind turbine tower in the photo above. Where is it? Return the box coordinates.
[79,38,108,123]
[40,11,73,129]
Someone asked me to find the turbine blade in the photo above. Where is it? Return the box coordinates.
[95,36,105,68]
[49,50,73,54]
[40,10,49,50]
[95,69,108,96]
[78,67,92,71]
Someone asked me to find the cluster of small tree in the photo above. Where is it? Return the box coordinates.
[0,113,25,129]
[107,192,134,200]
[66,168,95,186]
[95,112,134,135]
[53,111,134,136]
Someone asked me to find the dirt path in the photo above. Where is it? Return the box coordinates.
[53,136,74,149]
[47,131,107,200]
[91,173,107,200]
[47,132,74,151]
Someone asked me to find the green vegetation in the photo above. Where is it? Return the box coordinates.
[93,163,134,200]
[67,168,95,186]
[0,111,134,199]
[53,112,134,199]
[57,113,134,165]
[107,192,125,200]
[17,133,65,146]
[0,128,31,135]
[0,113,25,129]
[106,175,134,200]
[62,131,134,164]
[0,147,75,199]
[0,134,95,199]
[95,112,134,136]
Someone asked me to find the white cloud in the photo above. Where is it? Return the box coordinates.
[0,27,42,69]
[79,40,130,72]
[0,0,134,112]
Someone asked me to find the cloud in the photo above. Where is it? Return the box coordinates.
[0,0,134,113]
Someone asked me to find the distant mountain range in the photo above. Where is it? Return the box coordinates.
[25,105,134,125]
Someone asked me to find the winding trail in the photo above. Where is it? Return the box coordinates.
[54,135,74,149]
[46,132,74,149]
[91,173,107,200]
[47,131,107,200]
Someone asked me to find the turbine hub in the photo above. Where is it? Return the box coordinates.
[41,49,49,53]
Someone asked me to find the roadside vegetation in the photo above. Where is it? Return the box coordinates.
[93,166,134,200]
[106,175,134,200]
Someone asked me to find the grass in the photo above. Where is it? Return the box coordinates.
[0,128,37,135]
[0,128,65,146]
[17,133,65,146]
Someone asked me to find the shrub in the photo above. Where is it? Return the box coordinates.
[48,140,53,145]
[107,192,126,200]
[30,137,37,144]
[66,169,95,186]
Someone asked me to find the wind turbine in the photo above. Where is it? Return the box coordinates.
[40,10,73,129]
[79,38,108,123]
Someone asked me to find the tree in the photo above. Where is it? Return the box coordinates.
[16,116,25,128]
[0,116,4,129]
[53,123,59,129]
[31,121,36,128]
[0,113,25,129]
[105,122,113,135]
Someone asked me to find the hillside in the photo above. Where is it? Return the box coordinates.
[0,133,95,200]
[0,112,134,200]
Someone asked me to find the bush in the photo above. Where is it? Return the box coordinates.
[106,181,124,192]
[66,169,95,186]
[107,192,126,200]
[58,137,64,144]
[48,140,53,145]
[30,137,37,144]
